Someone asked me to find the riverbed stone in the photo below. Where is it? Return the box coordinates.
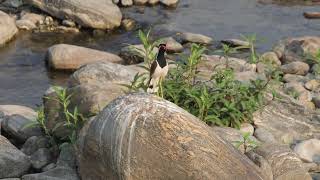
[134,0,148,5]
[0,105,36,120]
[15,20,36,30]
[0,11,18,46]
[159,37,184,53]
[21,136,50,156]
[2,114,44,143]
[305,79,320,92]
[283,74,309,83]
[260,51,282,66]
[121,0,133,6]
[21,166,79,180]
[25,0,122,29]
[47,44,123,70]
[148,0,159,5]
[253,92,320,144]
[254,143,312,180]
[294,139,320,163]
[0,136,31,179]
[180,32,212,44]
[160,0,179,7]
[253,128,277,144]
[77,93,267,180]
[62,19,76,27]
[281,61,310,75]
[121,18,135,31]
[221,38,250,47]
[240,123,254,136]
[30,148,53,170]
[119,44,157,64]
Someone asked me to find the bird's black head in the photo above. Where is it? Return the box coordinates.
[159,44,167,52]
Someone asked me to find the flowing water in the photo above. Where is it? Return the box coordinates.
[1,0,320,107]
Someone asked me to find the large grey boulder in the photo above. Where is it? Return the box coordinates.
[25,0,122,29]
[0,11,18,46]
[77,93,267,180]
[47,44,123,70]
[0,136,31,179]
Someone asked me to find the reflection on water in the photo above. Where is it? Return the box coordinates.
[0,0,320,107]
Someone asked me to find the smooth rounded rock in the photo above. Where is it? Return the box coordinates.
[0,11,18,46]
[180,32,213,44]
[294,139,320,163]
[281,61,310,75]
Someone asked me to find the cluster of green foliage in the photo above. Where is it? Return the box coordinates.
[26,86,86,145]
[233,132,259,153]
[125,30,272,129]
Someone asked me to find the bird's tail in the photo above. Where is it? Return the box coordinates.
[147,77,159,93]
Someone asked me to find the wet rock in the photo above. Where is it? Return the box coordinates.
[66,62,139,116]
[121,0,133,6]
[21,136,50,156]
[47,44,123,70]
[284,82,312,103]
[0,136,31,179]
[253,93,320,144]
[119,44,157,64]
[159,37,183,53]
[26,0,122,29]
[2,115,44,143]
[294,139,320,163]
[180,32,213,44]
[221,39,250,48]
[56,26,79,33]
[16,12,45,30]
[21,166,79,180]
[0,11,18,46]
[0,105,36,120]
[283,74,309,83]
[134,0,148,5]
[254,143,312,180]
[260,51,282,66]
[30,148,53,170]
[281,61,310,75]
[77,93,267,180]
[245,151,273,180]
[160,0,179,7]
[15,20,36,30]
[253,128,277,144]
[240,123,254,136]
[62,20,76,27]
[121,18,135,31]
[148,0,159,5]
[305,79,320,92]
[234,71,266,84]
[304,12,320,19]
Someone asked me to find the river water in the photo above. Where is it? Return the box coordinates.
[0,0,320,107]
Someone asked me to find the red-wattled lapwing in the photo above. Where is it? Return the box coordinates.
[147,43,168,95]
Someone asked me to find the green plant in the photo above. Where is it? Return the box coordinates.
[239,34,260,64]
[23,106,50,135]
[233,132,259,153]
[121,73,148,93]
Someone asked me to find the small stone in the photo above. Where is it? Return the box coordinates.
[121,0,133,6]
[240,123,254,136]
[41,163,56,172]
[312,96,320,108]
[56,26,79,33]
[284,82,307,95]
[159,37,184,53]
[21,136,50,156]
[30,148,53,170]
[281,61,310,75]
[221,39,250,48]
[62,20,76,27]
[112,0,119,4]
[16,20,36,30]
[44,16,53,25]
[283,74,309,83]
[160,0,179,7]
[148,0,159,5]
[133,0,148,5]
[294,139,320,163]
[180,32,213,44]
[305,79,320,92]
[121,18,135,31]
[260,51,282,66]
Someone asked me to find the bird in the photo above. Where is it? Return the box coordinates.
[147,43,169,95]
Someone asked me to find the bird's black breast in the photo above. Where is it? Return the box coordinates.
[156,50,167,68]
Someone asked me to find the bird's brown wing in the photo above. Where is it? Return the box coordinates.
[149,60,158,77]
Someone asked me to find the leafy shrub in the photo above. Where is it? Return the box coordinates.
[233,132,259,153]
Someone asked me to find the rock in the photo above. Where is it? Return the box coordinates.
[121,18,135,31]
[133,0,148,5]
[121,0,133,6]
[2,115,44,143]
[283,74,309,83]
[273,40,286,59]
[0,178,21,180]
[0,105,36,120]
[180,32,213,44]
[15,20,36,30]
[44,16,53,26]
[21,136,50,156]
[284,82,312,103]
[312,64,320,74]
[260,51,282,66]
[62,20,76,27]
[56,26,79,33]
[159,37,184,53]
[240,123,254,136]
[30,148,53,170]
[160,0,179,7]
[281,61,310,75]
[119,44,157,65]
[254,143,312,180]
[25,0,122,29]
[0,136,31,178]
[256,62,268,74]
[21,166,79,180]
[0,11,18,46]
[253,128,277,144]
[2,0,23,8]
[113,0,119,4]
[304,12,320,19]
[41,163,56,172]
[56,143,76,169]
[294,139,320,163]
[253,93,320,144]
[245,151,273,180]
[46,44,123,70]
[213,126,259,153]
[312,96,320,108]
[311,173,320,180]
[148,0,159,5]
[305,79,320,92]
[221,39,250,48]
[234,71,266,84]
[77,94,267,180]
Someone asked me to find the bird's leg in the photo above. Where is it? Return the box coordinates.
[159,76,164,98]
